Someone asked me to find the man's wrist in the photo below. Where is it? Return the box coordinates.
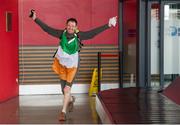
[32,17,36,20]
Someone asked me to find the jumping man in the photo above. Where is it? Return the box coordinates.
[29,10,117,121]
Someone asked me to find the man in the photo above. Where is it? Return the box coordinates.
[30,10,117,121]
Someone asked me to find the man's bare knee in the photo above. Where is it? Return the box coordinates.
[63,86,71,95]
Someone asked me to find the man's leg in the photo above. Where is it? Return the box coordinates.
[59,68,77,121]
[60,79,66,94]
[62,85,71,113]
[59,84,71,121]
[66,68,77,112]
[60,79,75,111]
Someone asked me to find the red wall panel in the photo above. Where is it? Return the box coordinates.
[19,0,118,45]
[0,0,19,102]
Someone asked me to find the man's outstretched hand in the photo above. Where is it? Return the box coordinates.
[29,9,36,20]
[108,16,117,27]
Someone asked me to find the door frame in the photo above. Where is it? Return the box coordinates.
[146,1,160,89]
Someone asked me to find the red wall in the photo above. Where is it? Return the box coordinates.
[0,0,19,102]
[123,0,137,45]
[19,0,118,45]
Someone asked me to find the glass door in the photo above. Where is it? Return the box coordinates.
[147,1,180,90]
[163,2,180,87]
[145,1,180,89]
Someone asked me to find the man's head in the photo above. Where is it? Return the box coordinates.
[66,18,78,34]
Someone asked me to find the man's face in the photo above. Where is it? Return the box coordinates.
[66,21,77,34]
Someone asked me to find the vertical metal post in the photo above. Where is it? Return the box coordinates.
[145,1,152,88]
[119,51,123,88]
[159,0,164,89]
[119,0,123,88]
[137,0,146,88]
[98,52,101,92]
